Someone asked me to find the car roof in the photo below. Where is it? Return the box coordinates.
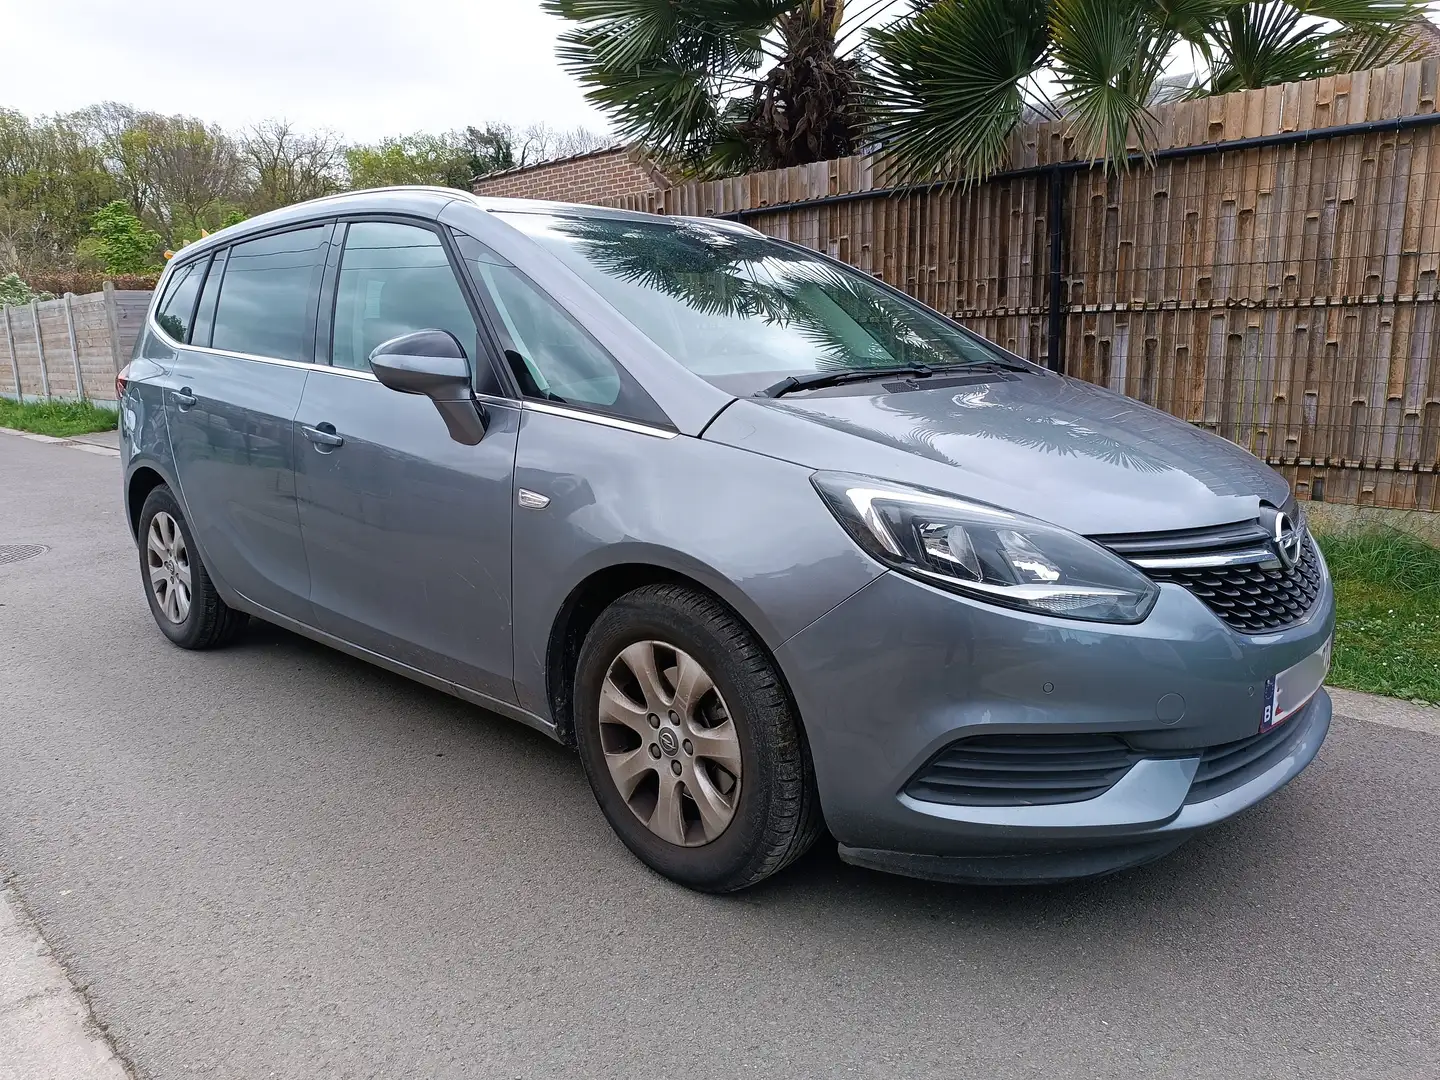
[169,186,762,265]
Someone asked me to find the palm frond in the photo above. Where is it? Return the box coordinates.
[1049,0,1175,169]
[1206,3,1327,93]
[1295,0,1431,29]
[866,0,1052,183]
[544,0,791,166]
[1319,2,1432,72]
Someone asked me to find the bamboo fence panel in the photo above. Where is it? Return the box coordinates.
[604,59,1440,511]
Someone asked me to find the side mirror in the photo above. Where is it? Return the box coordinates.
[369,330,487,445]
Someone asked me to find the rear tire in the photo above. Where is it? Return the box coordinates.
[137,485,247,650]
[574,584,822,892]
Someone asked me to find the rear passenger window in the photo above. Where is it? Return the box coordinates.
[211,226,329,362]
[154,259,205,343]
[189,248,228,348]
[331,222,479,371]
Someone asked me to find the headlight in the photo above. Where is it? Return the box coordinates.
[812,472,1158,624]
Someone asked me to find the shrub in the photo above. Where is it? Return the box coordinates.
[18,271,160,296]
[85,200,161,275]
[0,272,54,305]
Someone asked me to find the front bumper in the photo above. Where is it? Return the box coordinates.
[775,567,1335,883]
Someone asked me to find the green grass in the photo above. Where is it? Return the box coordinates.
[1317,529,1440,705]
[0,397,117,438]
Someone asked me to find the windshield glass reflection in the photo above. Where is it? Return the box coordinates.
[499,212,1008,387]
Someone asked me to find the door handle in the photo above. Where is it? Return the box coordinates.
[302,423,345,451]
[172,388,196,410]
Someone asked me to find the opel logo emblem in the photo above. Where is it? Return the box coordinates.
[1270,510,1303,572]
[657,728,679,757]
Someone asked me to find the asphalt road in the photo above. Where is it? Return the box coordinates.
[1,432,1437,1079]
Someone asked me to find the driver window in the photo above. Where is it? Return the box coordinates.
[331,221,479,371]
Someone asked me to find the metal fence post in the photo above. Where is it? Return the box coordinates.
[30,299,50,399]
[1045,166,1067,375]
[63,292,85,400]
[102,280,123,374]
[2,305,19,399]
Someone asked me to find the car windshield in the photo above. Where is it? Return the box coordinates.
[496,211,1013,393]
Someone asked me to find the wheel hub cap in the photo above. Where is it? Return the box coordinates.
[145,511,192,625]
[598,640,742,848]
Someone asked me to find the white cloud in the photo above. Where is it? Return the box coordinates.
[0,0,610,140]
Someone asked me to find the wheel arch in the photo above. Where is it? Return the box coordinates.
[125,462,174,539]
[543,561,801,748]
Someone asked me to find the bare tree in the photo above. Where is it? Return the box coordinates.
[69,105,244,242]
[509,122,614,168]
[549,124,613,159]
[243,120,346,212]
[143,116,245,237]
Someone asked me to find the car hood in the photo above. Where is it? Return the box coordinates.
[703,372,1292,536]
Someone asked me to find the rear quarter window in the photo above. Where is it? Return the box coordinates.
[154,259,207,343]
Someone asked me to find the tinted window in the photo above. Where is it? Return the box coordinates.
[189,248,227,348]
[211,225,329,362]
[154,259,205,342]
[497,211,1010,395]
[331,222,478,371]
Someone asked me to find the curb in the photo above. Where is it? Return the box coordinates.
[0,427,120,458]
[1328,686,1440,737]
[0,883,134,1080]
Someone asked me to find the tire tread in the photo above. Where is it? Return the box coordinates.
[138,486,248,650]
[578,583,822,892]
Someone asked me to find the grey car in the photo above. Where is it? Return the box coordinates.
[119,187,1334,891]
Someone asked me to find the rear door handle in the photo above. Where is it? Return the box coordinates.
[302,423,345,450]
[172,388,196,410]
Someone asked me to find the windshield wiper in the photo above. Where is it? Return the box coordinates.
[757,359,1030,399]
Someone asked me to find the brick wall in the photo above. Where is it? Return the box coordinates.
[472,146,669,205]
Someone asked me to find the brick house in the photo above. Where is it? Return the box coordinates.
[471,145,671,205]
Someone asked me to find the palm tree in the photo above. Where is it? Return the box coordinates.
[542,0,896,176]
[866,0,1430,183]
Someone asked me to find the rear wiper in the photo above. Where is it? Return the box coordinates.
[757,359,1028,399]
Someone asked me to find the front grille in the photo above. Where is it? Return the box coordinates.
[1094,512,1324,634]
[1185,711,1310,803]
[905,734,1139,807]
[1142,536,1323,634]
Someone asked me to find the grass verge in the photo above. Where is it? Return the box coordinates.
[1317,529,1440,705]
[0,397,117,438]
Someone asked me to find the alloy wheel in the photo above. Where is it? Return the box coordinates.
[598,640,742,847]
[146,511,192,624]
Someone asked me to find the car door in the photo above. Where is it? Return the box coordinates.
[293,218,520,703]
[162,223,332,621]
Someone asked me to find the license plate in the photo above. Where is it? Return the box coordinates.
[1261,636,1332,733]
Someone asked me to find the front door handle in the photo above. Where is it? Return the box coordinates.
[172,388,196,410]
[302,423,345,451]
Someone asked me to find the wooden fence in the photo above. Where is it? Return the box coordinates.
[0,283,151,405]
[604,61,1440,512]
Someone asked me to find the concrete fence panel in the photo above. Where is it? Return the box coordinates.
[0,287,152,405]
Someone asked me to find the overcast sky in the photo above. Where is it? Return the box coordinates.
[0,0,612,140]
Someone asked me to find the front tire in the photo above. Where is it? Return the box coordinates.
[137,485,247,650]
[574,584,822,892]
